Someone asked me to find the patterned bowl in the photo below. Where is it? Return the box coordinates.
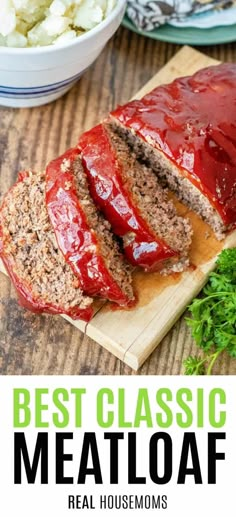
[0,0,126,108]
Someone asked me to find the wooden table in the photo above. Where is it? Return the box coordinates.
[0,28,236,376]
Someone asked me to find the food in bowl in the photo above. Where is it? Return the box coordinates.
[0,0,126,107]
[0,0,117,47]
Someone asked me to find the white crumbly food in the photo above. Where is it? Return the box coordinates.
[0,0,117,47]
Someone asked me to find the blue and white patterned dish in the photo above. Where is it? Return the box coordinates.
[170,7,236,28]
[0,0,126,108]
[122,13,236,45]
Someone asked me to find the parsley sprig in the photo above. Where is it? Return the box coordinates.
[183,248,236,375]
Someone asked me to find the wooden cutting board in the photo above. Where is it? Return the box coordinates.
[0,45,235,370]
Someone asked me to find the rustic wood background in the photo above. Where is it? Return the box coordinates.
[0,28,236,375]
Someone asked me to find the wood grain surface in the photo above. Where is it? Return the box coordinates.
[0,29,236,375]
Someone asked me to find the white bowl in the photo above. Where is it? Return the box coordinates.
[0,0,126,108]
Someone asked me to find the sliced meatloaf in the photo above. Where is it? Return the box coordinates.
[110,63,236,240]
[0,170,93,321]
[46,148,134,306]
[78,123,192,273]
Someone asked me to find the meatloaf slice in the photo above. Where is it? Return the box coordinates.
[46,148,134,306]
[78,123,192,273]
[110,63,236,240]
[0,170,93,321]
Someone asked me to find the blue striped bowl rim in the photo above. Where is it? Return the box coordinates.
[0,70,84,98]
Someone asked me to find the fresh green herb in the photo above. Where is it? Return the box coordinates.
[183,248,236,375]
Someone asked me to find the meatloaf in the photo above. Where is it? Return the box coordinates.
[0,170,93,321]
[79,123,192,273]
[110,63,236,240]
[46,148,134,305]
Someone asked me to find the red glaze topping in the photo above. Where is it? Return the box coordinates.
[0,173,93,321]
[78,124,177,271]
[111,63,236,227]
[46,148,132,305]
